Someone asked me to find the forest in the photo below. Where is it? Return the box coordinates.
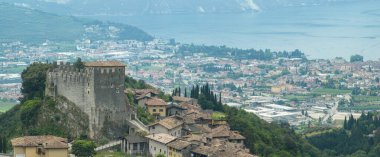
[184,84,321,157]
[177,44,307,60]
[307,113,380,157]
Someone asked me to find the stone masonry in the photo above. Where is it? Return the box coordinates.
[45,61,129,138]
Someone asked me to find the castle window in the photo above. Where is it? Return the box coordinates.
[88,83,90,86]
[88,91,90,94]
[153,109,157,112]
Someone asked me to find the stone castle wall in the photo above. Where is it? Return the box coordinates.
[46,62,129,138]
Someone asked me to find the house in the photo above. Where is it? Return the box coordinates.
[183,124,212,135]
[11,135,69,157]
[145,98,167,117]
[146,133,177,157]
[132,89,159,107]
[167,139,193,157]
[191,139,256,157]
[167,103,187,116]
[125,132,149,156]
[181,134,207,146]
[206,125,245,145]
[149,116,184,137]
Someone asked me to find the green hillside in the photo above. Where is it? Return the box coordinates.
[0,3,153,43]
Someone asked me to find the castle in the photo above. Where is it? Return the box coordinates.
[45,61,130,138]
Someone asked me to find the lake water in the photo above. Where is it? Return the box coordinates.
[83,0,380,60]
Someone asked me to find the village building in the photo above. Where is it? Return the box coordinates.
[125,132,149,156]
[149,116,184,137]
[166,102,187,116]
[191,139,256,157]
[206,125,245,145]
[167,139,193,157]
[146,133,177,157]
[133,89,159,107]
[145,98,167,117]
[11,135,69,157]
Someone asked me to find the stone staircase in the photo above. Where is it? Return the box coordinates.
[95,140,123,152]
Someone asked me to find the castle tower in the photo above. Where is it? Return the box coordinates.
[46,61,129,139]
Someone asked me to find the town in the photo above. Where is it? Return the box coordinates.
[1,39,379,131]
[1,38,380,157]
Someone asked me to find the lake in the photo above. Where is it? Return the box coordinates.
[82,0,380,60]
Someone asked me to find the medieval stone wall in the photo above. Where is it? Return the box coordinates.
[45,62,128,138]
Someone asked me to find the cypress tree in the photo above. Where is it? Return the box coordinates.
[214,94,217,104]
[219,92,222,105]
[195,85,199,98]
[344,116,347,130]
[0,136,2,153]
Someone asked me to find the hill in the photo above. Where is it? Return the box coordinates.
[0,97,89,141]
[0,3,153,43]
[0,0,362,16]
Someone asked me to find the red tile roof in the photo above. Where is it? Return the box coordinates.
[11,135,68,149]
[145,98,167,106]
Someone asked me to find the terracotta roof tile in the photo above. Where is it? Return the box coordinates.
[167,139,191,150]
[11,135,68,149]
[191,140,257,157]
[145,98,167,106]
[150,116,183,130]
[145,133,176,144]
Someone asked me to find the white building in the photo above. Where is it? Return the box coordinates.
[146,133,177,157]
[148,116,183,137]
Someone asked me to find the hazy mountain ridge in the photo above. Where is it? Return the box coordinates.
[0,2,153,43]
[0,0,363,15]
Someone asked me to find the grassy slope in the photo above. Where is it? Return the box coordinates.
[0,101,17,112]
[0,97,89,143]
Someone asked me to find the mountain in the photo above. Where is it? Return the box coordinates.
[0,3,153,43]
[0,0,363,16]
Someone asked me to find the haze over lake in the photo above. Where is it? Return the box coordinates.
[82,0,380,60]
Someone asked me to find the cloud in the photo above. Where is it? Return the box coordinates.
[14,3,32,8]
[40,0,71,4]
[240,0,261,11]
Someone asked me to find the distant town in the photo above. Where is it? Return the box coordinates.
[1,38,380,133]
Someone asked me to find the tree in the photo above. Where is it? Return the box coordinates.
[0,136,6,153]
[21,62,52,101]
[352,87,361,95]
[73,57,85,69]
[368,143,380,157]
[349,150,367,157]
[71,140,96,157]
[350,54,364,62]
[156,154,165,157]
[344,116,348,130]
